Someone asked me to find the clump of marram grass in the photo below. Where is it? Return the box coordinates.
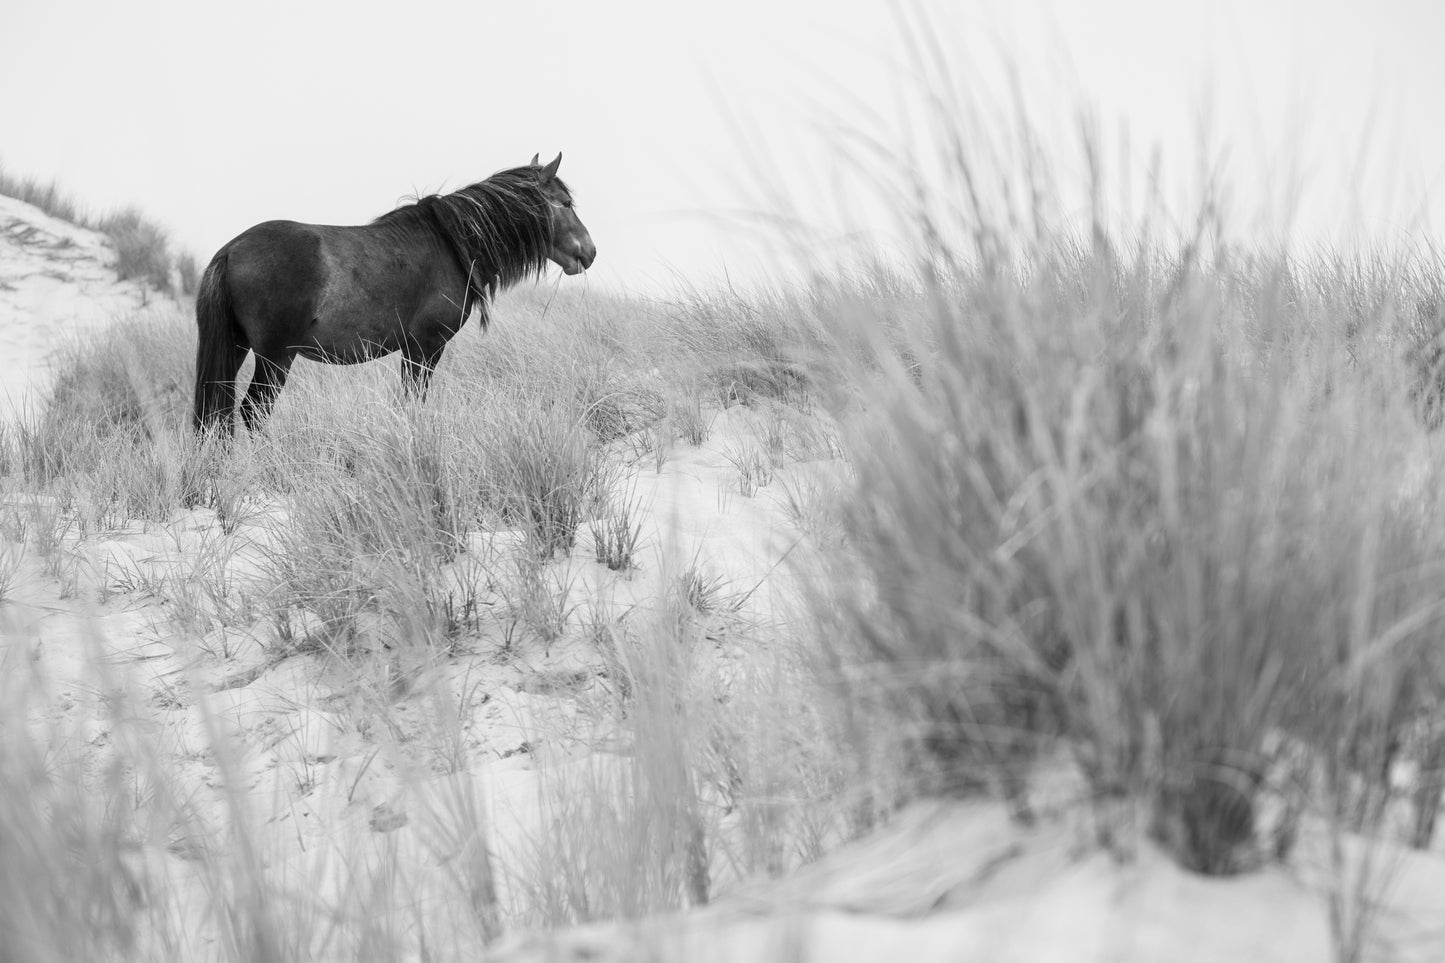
[589,477,645,572]
[720,440,775,497]
[244,375,619,665]
[260,406,493,660]
[10,308,194,505]
[822,245,1445,873]
[0,164,86,224]
[574,364,667,444]
[96,208,173,293]
[502,553,578,647]
[486,399,604,560]
[669,390,711,447]
[805,83,1445,893]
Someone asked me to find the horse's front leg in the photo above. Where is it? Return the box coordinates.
[401,338,448,402]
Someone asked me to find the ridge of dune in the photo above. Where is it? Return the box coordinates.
[0,192,180,419]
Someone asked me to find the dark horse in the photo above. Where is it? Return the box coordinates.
[192,153,596,435]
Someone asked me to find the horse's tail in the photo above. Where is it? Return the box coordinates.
[192,252,245,435]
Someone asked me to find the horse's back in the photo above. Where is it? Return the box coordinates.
[219,221,403,294]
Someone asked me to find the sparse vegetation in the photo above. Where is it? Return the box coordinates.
[0,165,85,224]
[0,160,198,295]
[721,439,775,497]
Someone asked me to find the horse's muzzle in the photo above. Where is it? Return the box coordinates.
[577,239,597,272]
[558,240,596,275]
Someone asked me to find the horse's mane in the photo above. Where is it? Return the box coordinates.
[374,165,564,302]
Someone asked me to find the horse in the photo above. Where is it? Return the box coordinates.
[191,152,596,435]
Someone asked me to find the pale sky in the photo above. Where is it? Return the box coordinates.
[3,0,1445,294]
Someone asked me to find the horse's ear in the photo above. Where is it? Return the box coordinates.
[530,153,540,166]
[540,152,562,182]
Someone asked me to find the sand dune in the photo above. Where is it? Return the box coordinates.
[0,193,178,420]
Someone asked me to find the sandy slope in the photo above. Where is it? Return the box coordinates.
[3,192,1445,960]
[0,406,827,955]
[498,801,1445,963]
[0,194,176,419]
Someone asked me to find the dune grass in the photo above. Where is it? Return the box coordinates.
[821,244,1445,865]
[97,207,176,292]
[0,166,85,225]
[0,161,198,295]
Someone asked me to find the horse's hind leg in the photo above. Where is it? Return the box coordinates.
[240,350,295,432]
[194,340,248,436]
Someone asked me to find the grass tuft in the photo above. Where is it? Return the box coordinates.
[589,478,645,572]
[0,161,199,294]
[97,207,173,292]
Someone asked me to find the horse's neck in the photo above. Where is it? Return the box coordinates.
[372,215,469,295]
[405,209,489,297]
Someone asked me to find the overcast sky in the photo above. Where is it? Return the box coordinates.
[3,0,1444,294]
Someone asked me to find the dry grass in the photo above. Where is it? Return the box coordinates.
[97,207,174,291]
[0,160,197,295]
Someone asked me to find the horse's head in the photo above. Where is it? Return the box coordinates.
[532,152,596,276]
